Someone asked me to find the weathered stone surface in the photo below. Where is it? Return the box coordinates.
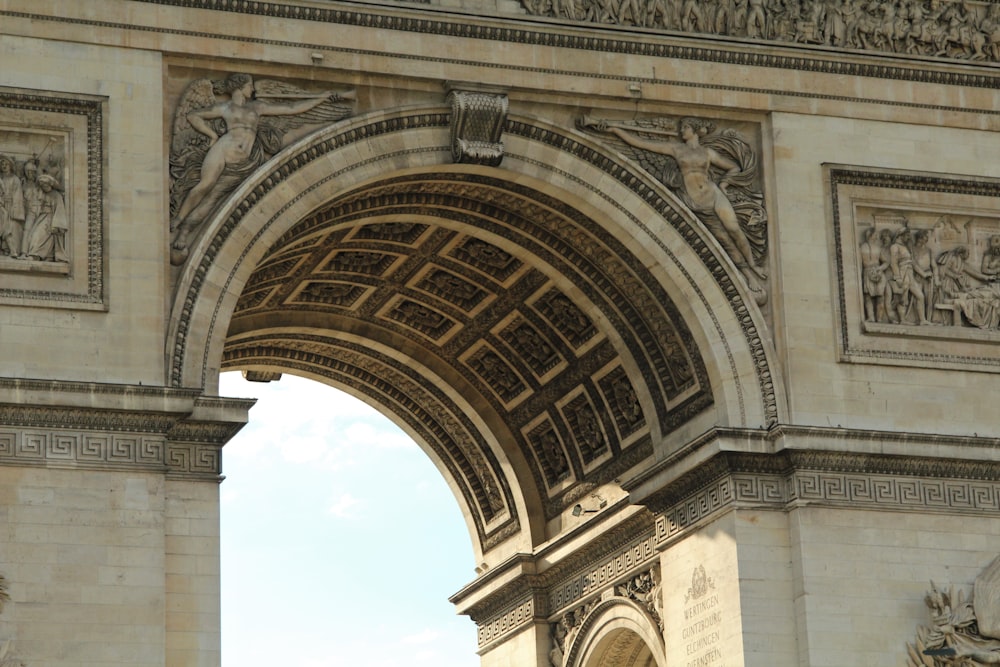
[1,1,999,665]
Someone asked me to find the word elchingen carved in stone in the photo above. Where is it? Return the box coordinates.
[523,0,1000,63]
[580,115,769,305]
[168,73,355,265]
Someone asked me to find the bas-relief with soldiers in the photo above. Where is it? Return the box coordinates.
[858,209,1000,332]
[522,0,1000,63]
[0,130,68,269]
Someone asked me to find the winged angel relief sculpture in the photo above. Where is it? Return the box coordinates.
[169,73,355,265]
[580,115,768,305]
[908,555,1000,665]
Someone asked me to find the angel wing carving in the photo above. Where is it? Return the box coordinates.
[168,73,355,265]
[578,114,769,305]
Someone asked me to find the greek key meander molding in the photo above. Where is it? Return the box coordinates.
[0,428,222,478]
[651,451,1000,545]
[468,511,657,649]
[477,597,536,648]
[0,87,104,308]
[0,387,251,478]
[104,1,1000,93]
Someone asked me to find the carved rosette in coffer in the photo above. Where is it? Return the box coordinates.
[447,89,508,167]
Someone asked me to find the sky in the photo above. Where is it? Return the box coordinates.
[218,371,479,666]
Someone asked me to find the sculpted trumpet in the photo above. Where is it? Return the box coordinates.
[578,114,678,137]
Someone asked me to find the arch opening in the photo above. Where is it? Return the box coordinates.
[217,371,478,666]
[563,598,666,667]
[171,107,780,560]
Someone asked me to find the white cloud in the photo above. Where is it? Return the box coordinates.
[328,492,363,519]
[220,372,415,472]
[402,628,441,644]
[343,421,416,450]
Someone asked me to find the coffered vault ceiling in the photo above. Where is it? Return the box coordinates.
[221,171,712,550]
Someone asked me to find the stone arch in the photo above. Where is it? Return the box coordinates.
[565,598,666,667]
[166,104,783,560]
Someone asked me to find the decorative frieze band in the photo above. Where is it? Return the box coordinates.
[548,531,657,613]
[464,512,657,650]
[0,384,252,479]
[476,597,535,648]
[115,0,1000,91]
[0,427,223,478]
[652,452,1000,545]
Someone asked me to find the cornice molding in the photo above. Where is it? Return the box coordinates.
[456,509,657,650]
[645,448,1000,547]
[6,2,1000,98]
[0,384,252,479]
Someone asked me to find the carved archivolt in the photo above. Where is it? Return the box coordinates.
[222,335,518,549]
[555,591,665,667]
[221,167,716,523]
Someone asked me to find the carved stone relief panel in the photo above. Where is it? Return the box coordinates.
[413,265,492,314]
[579,114,769,305]
[830,165,1000,371]
[520,0,1000,65]
[531,286,602,353]
[287,281,369,309]
[319,249,400,276]
[381,296,459,343]
[523,415,575,494]
[495,312,567,383]
[0,88,104,309]
[168,71,355,266]
[595,363,648,446]
[907,555,1000,665]
[558,389,611,469]
[463,343,531,408]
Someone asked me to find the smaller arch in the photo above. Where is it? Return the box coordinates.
[565,598,666,667]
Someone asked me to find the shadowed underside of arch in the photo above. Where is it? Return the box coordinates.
[220,171,714,552]
[567,598,665,667]
[169,108,778,556]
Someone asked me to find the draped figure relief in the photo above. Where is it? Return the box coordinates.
[580,115,769,305]
[168,73,355,265]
